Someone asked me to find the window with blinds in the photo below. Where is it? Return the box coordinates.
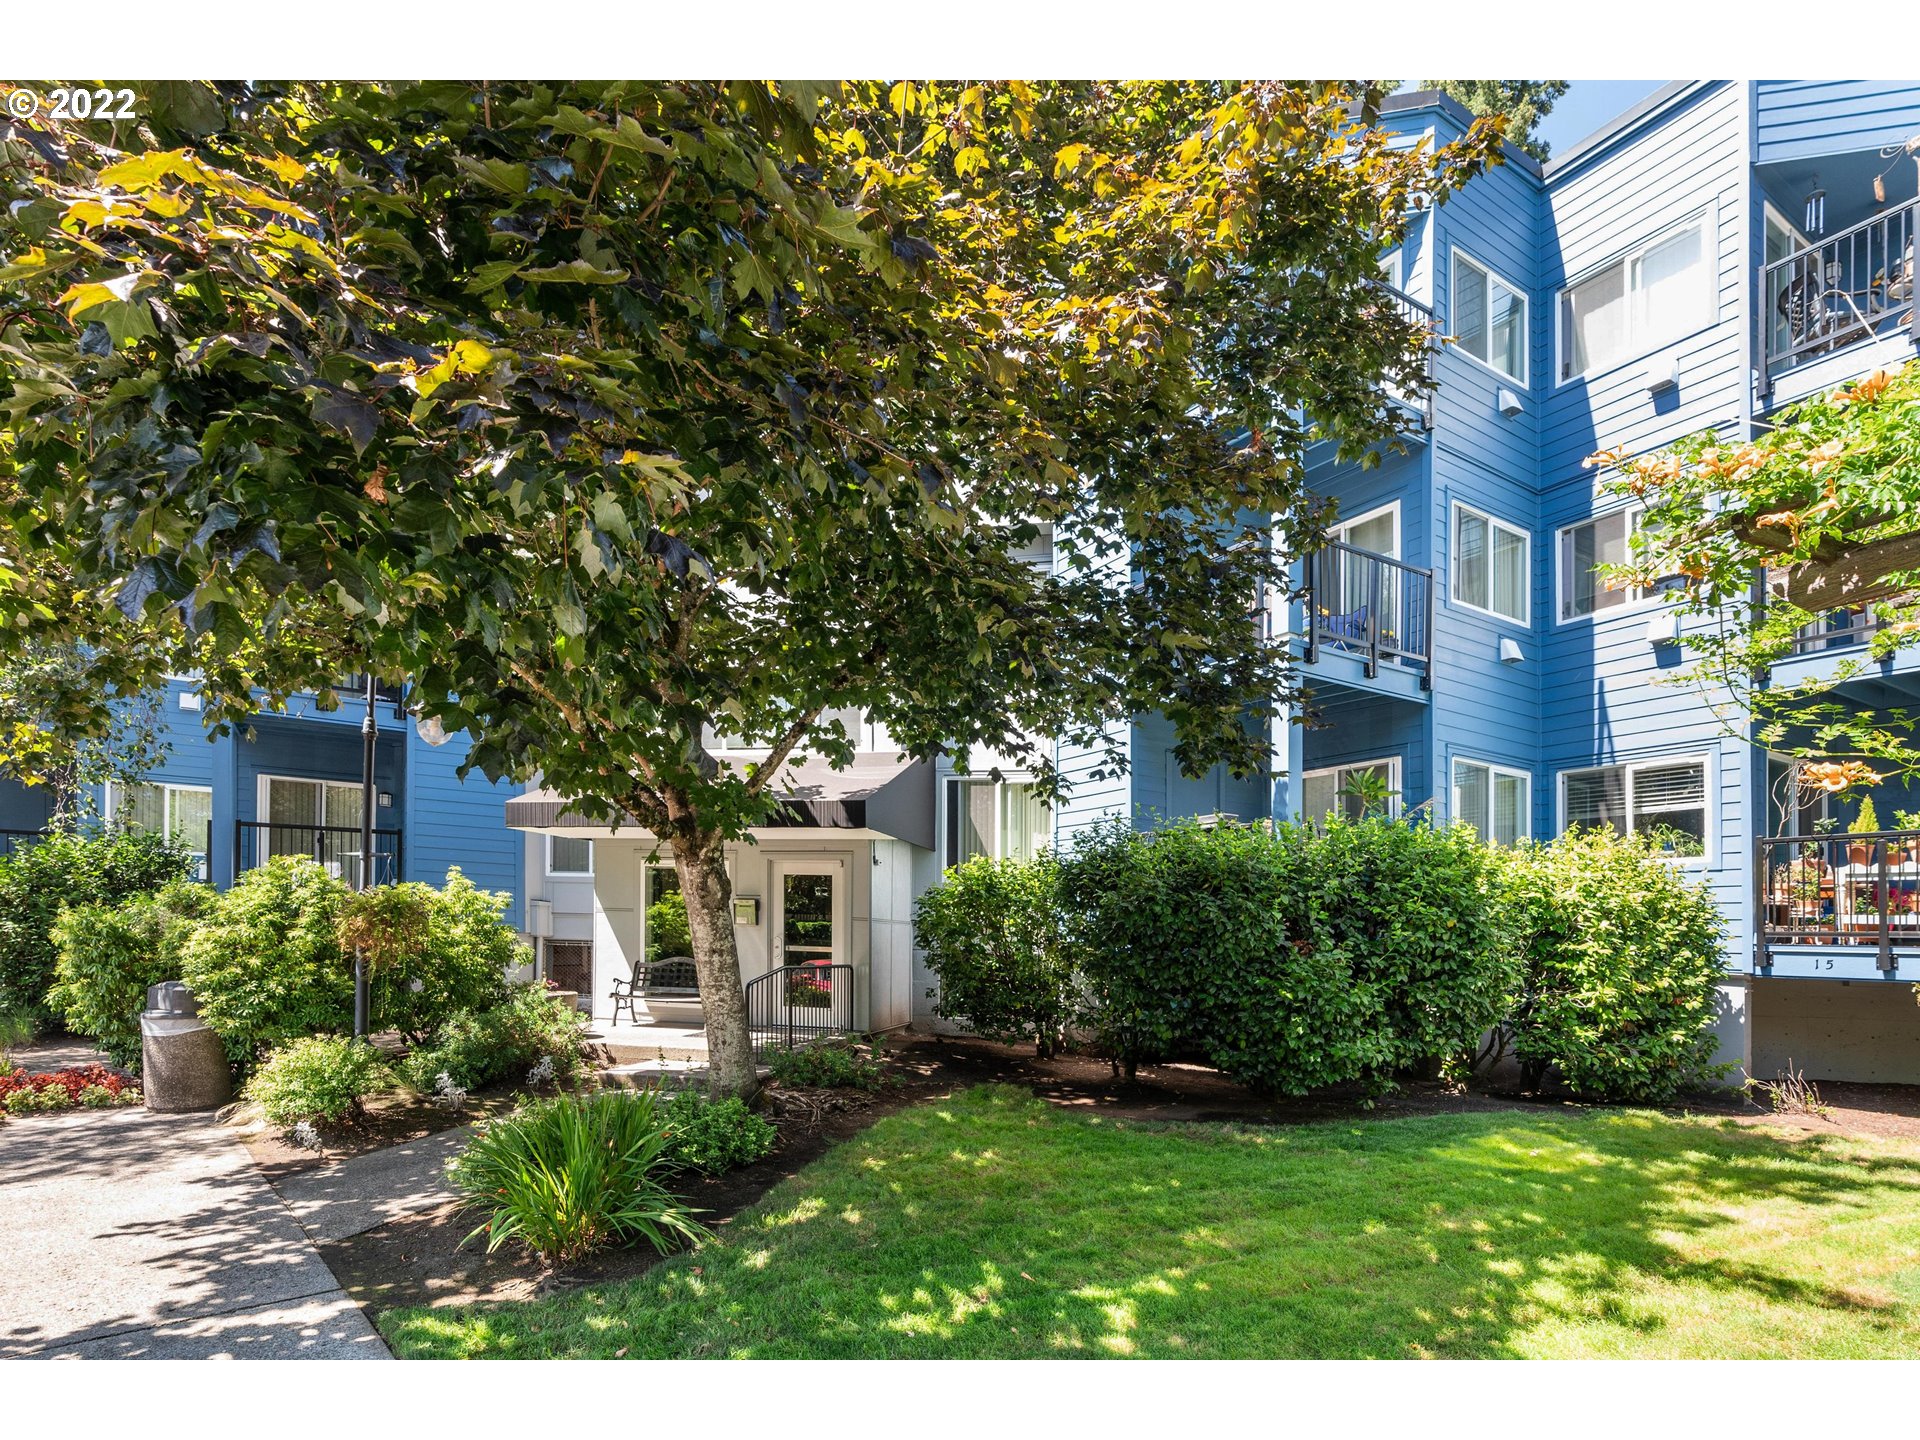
[1452,759,1530,845]
[1452,503,1529,624]
[107,781,213,879]
[1562,759,1708,858]
[1299,759,1400,825]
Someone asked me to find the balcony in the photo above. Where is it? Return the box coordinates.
[1370,280,1437,431]
[1793,606,1882,656]
[1761,200,1917,399]
[236,820,403,889]
[1302,542,1434,692]
[1757,829,1920,978]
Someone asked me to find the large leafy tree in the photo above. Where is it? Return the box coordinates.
[0,80,1499,1095]
[1588,362,1920,794]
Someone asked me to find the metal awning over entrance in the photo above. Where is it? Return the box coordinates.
[503,752,935,851]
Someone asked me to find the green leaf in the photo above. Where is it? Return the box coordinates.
[310,390,378,454]
[520,259,629,285]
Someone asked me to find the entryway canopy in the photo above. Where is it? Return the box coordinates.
[503,752,935,851]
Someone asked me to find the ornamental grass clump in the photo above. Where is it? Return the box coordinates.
[448,1089,705,1267]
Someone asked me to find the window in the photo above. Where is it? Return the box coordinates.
[1556,506,1678,622]
[1451,250,1527,383]
[1451,503,1529,623]
[547,835,593,876]
[945,779,1051,867]
[1300,759,1401,824]
[107,781,212,879]
[1452,759,1530,845]
[1558,215,1712,381]
[702,708,890,753]
[1378,248,1400,288]
[1561,758,1709,859]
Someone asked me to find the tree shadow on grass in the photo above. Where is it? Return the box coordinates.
[383,1087,1920,1359]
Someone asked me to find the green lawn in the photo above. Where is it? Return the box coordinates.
[383,1085,1920,1359]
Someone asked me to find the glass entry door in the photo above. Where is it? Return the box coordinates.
[775,868,838,969]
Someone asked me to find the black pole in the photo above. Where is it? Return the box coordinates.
[353,669,377,1039]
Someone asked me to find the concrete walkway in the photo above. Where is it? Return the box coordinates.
[275,1125,471,1244]
[0,1105,388,1359]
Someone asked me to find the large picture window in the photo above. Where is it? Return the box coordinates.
[1556,506,1680,622]
[107,781,212,879]
[945,778,1051,868]
[1451,502,1529,623]
[1561,758,1709,859]
[1451,250,1527,383]
[1558,215,1712,382]
[1300,758,1401,825]
[1452,759,1530,846]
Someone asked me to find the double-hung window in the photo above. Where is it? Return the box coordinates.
[1451,503,1529,623]
[1451,250,1527,383]
[1558,214,1713,382]
[945,778,1051,868]
[1452,760,1530,846]
[1561,758,1709,858]
[547,835,594,876]
[107,781,213,880]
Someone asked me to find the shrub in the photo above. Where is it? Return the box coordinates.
[1057,815,1512,1094]
[180,857,353,1071]
[0,1008,33,1067]
[5,1084,69,1114]
[914,855,1074,1056]
[0,828,196,1025]
[662,1089,776,1173]
[401,985,591,1093]
[48,880,217,1070]
[363,871,520,1043]
[1495,827,1730,1101]
[646,889,691,963]
[766,1038,888,1091]
[245,1035,393,1128]
[448,1090,705,1265]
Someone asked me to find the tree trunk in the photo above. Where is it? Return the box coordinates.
[671,828,760,1101]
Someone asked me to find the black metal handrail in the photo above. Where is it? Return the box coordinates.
[744,962,857,1059]
[1760,200,1918,389]
[1370,279,1438,430]
[1302,541,1434,688]
[1755,828,1920,973]
[235,819,402,888]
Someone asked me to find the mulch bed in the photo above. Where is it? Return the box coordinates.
[238,1086,528,1183]
[315,1030,1920,1325]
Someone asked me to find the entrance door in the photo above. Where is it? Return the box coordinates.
[768,860,846,1027]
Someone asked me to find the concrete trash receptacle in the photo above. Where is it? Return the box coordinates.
[140,981,232,1113]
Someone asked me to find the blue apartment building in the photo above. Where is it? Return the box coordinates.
[1054,81,1920,1085]
[0,677,525,926]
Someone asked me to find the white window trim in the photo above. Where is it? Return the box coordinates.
[1553,205,1717,386]
[106,780,214,879]
[1555,755,1714,866]
[1450,757,1532,844]
[1333,499,1401,559]
[944,773,1051,867]
[546,834,594,877]
[255,772,372,827]
[1448,246,1529,386]
[1302,756,1404,820]
[1554,503,1666,627]
[1449,500,1531,626]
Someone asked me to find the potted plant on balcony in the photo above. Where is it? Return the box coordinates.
[1848,797,1881,866]
[1802,816,1839,873]
[1891,810,1920,867]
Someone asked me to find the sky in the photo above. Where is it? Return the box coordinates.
[1535,81,1670,160]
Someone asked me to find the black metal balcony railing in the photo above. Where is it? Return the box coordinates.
[1370,280,1438,430]
[1791,606,1882,655]
[1303,541,1434,688]
[1756,829,1920,973]
[235,820,402,889]
[1761,200,1918,390]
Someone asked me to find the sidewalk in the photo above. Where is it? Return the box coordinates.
[0,1103,388,1359]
